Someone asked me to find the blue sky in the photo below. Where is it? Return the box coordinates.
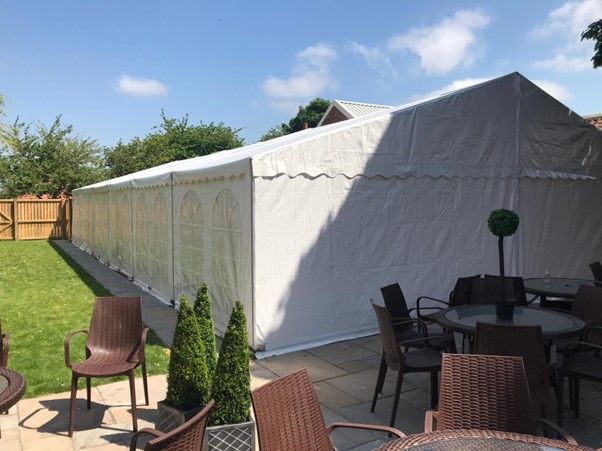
[1,0,601,147]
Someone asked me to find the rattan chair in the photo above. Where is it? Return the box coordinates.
[557,323,602,425]
[0,320,9,368]
[416,275,480,319]
[381,284,448,350]
[64,296,149,436]
[483,275,530,305]
[424,354,575,443]
[474,323,555,419]
[129,400,214,451]
[590,261,602,283]
[251,368,404,450]
[371,302,450,428]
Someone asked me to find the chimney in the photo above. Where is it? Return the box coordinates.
[302,121,309,130]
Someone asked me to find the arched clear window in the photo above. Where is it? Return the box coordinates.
[135,193,148,274]
[212,189,241,311]
[150,192,168,282]
[179,191,203,295]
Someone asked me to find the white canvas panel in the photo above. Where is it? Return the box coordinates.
[518,178,602,279]
[108,188,133,276]
[172,176,253,338]
[253,175,518,353]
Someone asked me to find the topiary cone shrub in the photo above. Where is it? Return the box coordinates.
[194,283,218,380]
[165,296,210,410]
[487,209,520,277]
[209,301,251,427]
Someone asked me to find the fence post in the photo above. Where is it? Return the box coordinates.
[12,199,18,240]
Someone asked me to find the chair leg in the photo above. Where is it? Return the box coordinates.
[389,370,404,429]
[371,353,387,412]
[86,377,91,410]
[568,377,574,409]
[69,373,78,437]
[557,372,564,426]
[574,378,580,419]
[430,371,439,408]
[128,370,138,432]
[141,359,149,406]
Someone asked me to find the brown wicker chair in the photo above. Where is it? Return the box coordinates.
[381,284,448,351]
[0,320,9,368]
[474,323,555,419]
[590,261,602,283]
[371,302,451,428]
[64,296,149,436]
[557,323,602,425]
[252,368,404,450]
[129,400,214,450]
[483,275,530,305]
[416,275,480,319]
[424,354,575,443]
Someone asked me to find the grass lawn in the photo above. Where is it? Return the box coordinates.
[0,240,169,398]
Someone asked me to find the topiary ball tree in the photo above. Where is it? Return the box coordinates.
[193,283,218,381]
[165,296,210,411]
[210,301,251,426]
[487,209,520,277]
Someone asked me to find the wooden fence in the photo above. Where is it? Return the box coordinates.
[0,198,71,240]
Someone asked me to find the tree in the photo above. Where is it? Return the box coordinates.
[0,116,106,198]
[582,19,602,68]
[260,97,330,141]
[105,111,244,177]
[487,209,520,277]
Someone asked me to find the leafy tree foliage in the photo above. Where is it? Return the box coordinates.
[193,283,218,381]
[165,297,210,410]
[105,112,244,177]
[210,301,251,426]
[260,97,330,141]
[0,116,106,198]
[582,19,602,68]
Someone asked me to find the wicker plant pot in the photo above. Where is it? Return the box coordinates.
[205,418,255,451]
[157,400,201,432]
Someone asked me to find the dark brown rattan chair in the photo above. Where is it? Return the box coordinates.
[65,296,149,436]
[557,322,602,425]
[474,323,555,419]
[483,275,530,305]
[251,368,404,450]
[0,320,9,368]
[371,302,450,428]
[590,261,602,283]
[380,284,448,350]
[424,354,575,443]
[129,400,214,450]
[416,275,480,319]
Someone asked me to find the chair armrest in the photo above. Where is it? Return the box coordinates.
[64,329,88,369]
[398,334,452,349]
[564,341,602,360]
[134,327,149,363]
[1,333,10,367]
[535,418,577,444]
[129,428,164,450]
[424,410,438,432]
[584,323,602,342]
[416,296,449,320]
[391,318,427,335]
[326,422,405,438]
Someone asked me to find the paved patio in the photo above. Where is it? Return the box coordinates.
[1,241,598,450]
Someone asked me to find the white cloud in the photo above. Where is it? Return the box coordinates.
[532,79,572,102]
[387,9,491,74]
[263,43,337,100]
[116,75,167,97]
[410,77,493,101]
[530,0,601,72]
[351,41,397,78]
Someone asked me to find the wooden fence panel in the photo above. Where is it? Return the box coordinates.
[0,199,71,240]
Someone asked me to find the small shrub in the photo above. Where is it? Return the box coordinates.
[165,296,210,410]
[193,283,218,380]
[210,301,251,426]
[487,209,519,237]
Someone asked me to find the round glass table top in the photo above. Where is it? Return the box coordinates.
[524,278,595,298]
[434,305,584,339]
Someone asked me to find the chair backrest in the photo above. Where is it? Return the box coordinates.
[380,283,410,319]
[371,302,405,371]
[474,323,546,390]
[473,276,527,306]
[590,261,602,282]
[146,400,214,450]
[436,354,535,435]
[448,275,481,307]
[87,297,143,356]
[251,368,333,451]
[572,285,602,345]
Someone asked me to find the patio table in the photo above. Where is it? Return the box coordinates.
[0,367,26,437]
[524,278,596,310]
[375,429,594,450]
[430,305,584,342]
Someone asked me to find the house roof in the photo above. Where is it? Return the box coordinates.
[317,100,392,126]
